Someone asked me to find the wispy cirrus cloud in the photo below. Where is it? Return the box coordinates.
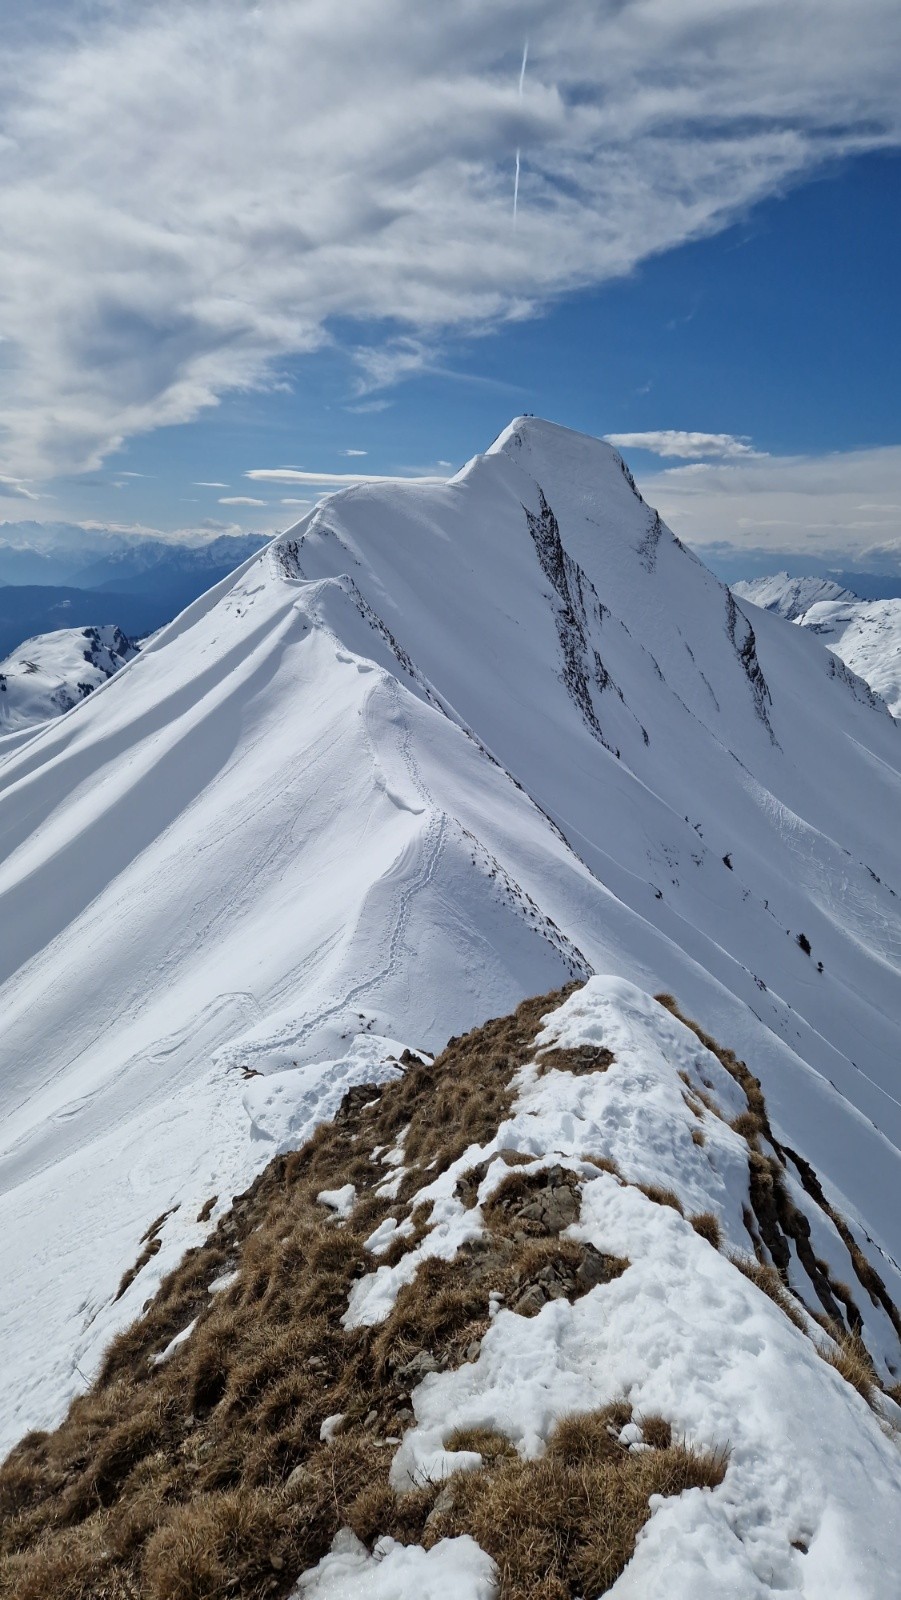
[605,430,765,460]
[0,475,39,501]
[245,468,447,488]
[1,1,900,479]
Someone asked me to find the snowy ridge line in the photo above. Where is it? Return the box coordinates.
[5,980,897,1599]
[3,415,901,1508]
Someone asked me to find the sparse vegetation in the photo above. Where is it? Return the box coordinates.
[0,985,667,1600]
[656,992,901,1406]
[636,1183,684,1215]
[690,1212,722,1248]
[534,1042,614,1076]
[426,1407,727,1600]
[821,1328,879,1404]
[3,980,893,1597]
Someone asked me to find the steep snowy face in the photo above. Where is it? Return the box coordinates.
[0,623,138,735]
[0,417,900,1453]
[733,572,860,621]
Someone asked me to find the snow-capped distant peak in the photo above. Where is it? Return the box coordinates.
[0,623,139,736]
[732,571,860,621]
[734,572,901,717]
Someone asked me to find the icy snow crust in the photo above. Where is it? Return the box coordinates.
[0,418,900,1453]
[301,980,901,1599]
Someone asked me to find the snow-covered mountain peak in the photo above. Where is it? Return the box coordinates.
[0,622,139,738]
[733,571,861,621]
[0,417,900,1504]
[488,412,644,493]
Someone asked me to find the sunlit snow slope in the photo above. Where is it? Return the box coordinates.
[1,418,900,1450]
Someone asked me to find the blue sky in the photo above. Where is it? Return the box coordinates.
[1,3,900,578]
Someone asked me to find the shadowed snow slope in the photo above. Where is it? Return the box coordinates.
[1,418,900,1455]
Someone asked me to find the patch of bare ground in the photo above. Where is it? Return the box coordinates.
[4,983,722,1600]
[534,1043,614,1076]
[656,994,901,1404]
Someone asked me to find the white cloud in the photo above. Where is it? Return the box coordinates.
[1,1,900,478]
[219,495,268,506]
[280,497,312,506]
[0,475,39,500]
[341,450,367,458]
[637,443,901,567]
[245,469,447,487]
[605,430,764,460]
[194,480,230,488]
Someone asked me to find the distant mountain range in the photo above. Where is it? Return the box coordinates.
[0,524,268,656]
[735,571,901,716]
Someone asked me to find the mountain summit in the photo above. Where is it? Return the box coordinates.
[0,419,899,1591]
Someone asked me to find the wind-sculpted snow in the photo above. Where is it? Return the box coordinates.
[0,417,900,1466]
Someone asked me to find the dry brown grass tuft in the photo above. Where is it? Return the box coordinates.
[730,1110,762,1140]
[444,1427,518,1465]
[690,1212,722,1249]
[635,1184,684,1215]
[822,1329,879,1405]
[729,1254,807,1332]
[582,1154,623,1178]
[534,1043,614,1077]
[426,1405,727,1599]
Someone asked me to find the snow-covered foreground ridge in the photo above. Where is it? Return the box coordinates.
[3,980,899,1599]
[734,573,901,718]
[1,416,901,1461]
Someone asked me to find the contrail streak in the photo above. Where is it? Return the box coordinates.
[513,38,529,223]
